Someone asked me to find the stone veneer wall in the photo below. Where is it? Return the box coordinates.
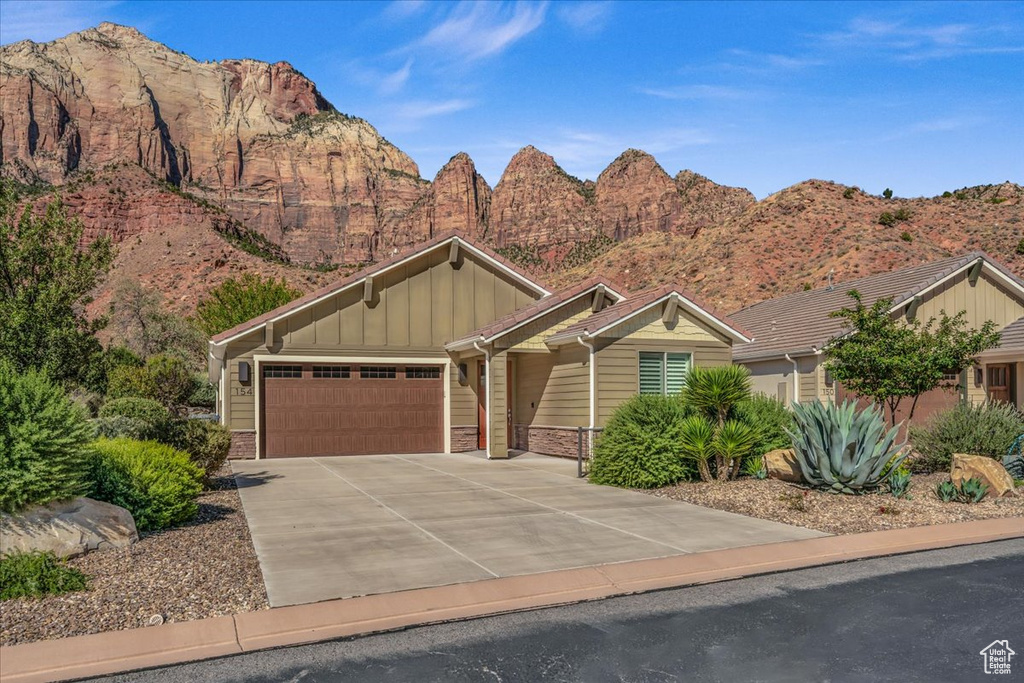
[513,425,591,459]
[228,430,257,459]
[451,426,479,452]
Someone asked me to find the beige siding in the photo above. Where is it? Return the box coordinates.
[744,358,797,403]
[593,308,733,426]
[514,346,590,429]
[798,356,819,403]
[913,270,1024,331]
[500,296,597,351]
[222,248,540,434]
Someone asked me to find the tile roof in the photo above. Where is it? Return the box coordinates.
[446,277,623,348]
[547,283,752,344]
[989,316,1024,354]
[210,231,549,344]
[730,251,1024,361]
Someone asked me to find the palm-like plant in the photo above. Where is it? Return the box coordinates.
[679,365,757,481]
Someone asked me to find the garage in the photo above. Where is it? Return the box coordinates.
[261,363,444,457]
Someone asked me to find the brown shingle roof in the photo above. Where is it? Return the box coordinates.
[547,283,752,344]
[446,277,624,348]
[731,251,1024,361]
[210,231,549,344]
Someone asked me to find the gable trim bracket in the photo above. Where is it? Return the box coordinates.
[968,258,983,286]
[363,276,374,303]
[662,295,679,323]
[905,296,922,321]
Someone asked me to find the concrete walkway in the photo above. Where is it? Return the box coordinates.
[232,453,825,606]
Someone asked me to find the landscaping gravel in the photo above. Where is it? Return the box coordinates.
[649,473,1024,535]
[0,472,269,646]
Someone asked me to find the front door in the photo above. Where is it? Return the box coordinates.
[477,360,487,449]
[988,364,1012,404]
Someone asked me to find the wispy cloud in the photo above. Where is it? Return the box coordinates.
[817,17,1023,61]
[556,1,611,35]
[638,84,753,101]
[381,0,428,21]
[0,0,118,44]
[395,98,475,120]
[379,59,413,95]
[722,49,825,72]
[409,1,548,61]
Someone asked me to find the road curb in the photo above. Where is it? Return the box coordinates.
[2,517,1021,682]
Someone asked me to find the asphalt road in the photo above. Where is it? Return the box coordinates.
[96,539,1024,683]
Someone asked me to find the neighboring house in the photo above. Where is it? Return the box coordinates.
[208,232,751,459]
[730,252,1024,422]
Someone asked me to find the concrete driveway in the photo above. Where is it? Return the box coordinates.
[232,453,825,607]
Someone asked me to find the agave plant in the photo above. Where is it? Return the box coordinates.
[786,400,907,494]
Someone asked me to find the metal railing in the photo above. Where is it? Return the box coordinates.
[576,427,603,478]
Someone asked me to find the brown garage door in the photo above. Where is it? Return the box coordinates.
[262,363,444,457]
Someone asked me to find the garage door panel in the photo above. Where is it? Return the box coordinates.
[262,363,444,457]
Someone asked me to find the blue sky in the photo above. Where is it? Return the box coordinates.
[1,1,1022,198]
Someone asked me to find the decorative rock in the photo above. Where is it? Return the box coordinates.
[951,454,1017,498]
[764,448,804,483]
[0,497,139,559]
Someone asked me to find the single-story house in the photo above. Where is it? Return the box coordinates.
[208,232,751,459]
[730,251,1024,421]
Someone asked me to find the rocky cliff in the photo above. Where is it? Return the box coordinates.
[2,23,1019,316]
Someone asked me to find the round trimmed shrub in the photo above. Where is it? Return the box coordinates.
[90,416,158,441]
[88,438,203,531]
[0,361,93,513]
[98,397,170,430]
[105,364,157,402]
[165,419,231,485]
[187,378,217,409]
[589,394,694,489]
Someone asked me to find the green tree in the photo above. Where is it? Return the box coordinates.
[824,291,1000,426]
[194,273,301,337]
[109,279,204,369]
[882,188,893,199]
[678,365,758,481]
[0,187,114,385]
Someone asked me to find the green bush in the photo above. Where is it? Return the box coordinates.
[195,273,301,337]
[91,416,158,441]
[105,354,194,411]
[187,377,217,408]
[590,395,694,488]
[908,402,1024,472]
[88,438,203,531]
[0,551,89,600]
[165,419,231,485]
[735,393,795,457]
[106,364,157,400]
[0,362,93,513]
[98,397,170,430]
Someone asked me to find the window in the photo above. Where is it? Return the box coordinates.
[263,365,302,379]
[360,366,396,379]
[406,367,441,379]
[639,352,691,395]
[313,366,349,379]
[941,369,960,383]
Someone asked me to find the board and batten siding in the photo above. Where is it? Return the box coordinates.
[514,345,590,429]
[221,248,538,432]
[593,307,733,427]
[913,269,1024,331]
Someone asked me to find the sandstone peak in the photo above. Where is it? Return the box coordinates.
[598,148,671,185]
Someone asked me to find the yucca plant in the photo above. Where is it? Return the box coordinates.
[679,365,757,481]
[786,400,907,494]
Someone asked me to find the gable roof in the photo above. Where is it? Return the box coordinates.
[731,251,1024,362]
[209,231,550,346]
[445,277,626,351]
[546,283,752,345]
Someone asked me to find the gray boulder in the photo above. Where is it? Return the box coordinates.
[1,497,138,558]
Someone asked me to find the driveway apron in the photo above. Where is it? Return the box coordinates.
[232,453,826,606]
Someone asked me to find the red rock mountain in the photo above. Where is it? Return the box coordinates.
[1,23,1021,315]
